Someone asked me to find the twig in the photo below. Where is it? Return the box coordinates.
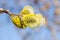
[0,8,19,16]
[0,8,9,15]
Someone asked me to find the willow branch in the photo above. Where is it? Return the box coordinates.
[0,8,19,16]
[0,8,10,15]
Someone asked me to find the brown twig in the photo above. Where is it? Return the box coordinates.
[0,8,9,14]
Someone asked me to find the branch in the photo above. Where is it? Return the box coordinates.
[0,8,10,15]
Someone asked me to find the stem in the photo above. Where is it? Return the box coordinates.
[0,8,19,16]
[0,9,9,15]
[2,10,9,14]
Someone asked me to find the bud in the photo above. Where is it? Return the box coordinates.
[10,14,21,28]
[0,8,3,13]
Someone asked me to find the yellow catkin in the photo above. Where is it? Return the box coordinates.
[9,5,46,28]
[22,14,46,28]
[19,5,34,16]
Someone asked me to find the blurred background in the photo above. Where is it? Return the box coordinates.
[0,0,60,40]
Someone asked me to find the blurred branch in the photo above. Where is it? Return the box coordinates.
[50,25,57,40]
[46,19,58,40]
[53,0,60,7]
[34,0,38,5]
[40,1,51,12]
